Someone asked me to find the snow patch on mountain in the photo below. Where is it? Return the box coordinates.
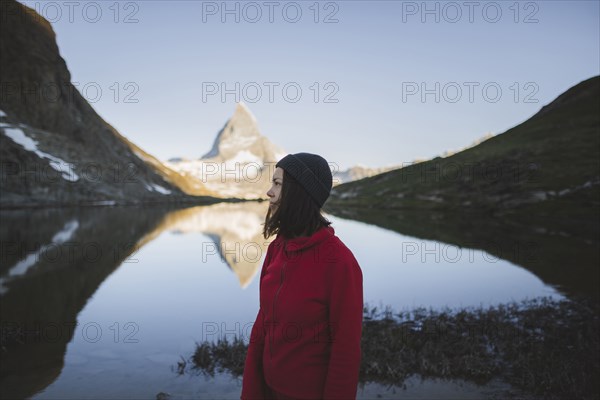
[144,183,171,195]
[1,123,79,182]
[228,149,263,165]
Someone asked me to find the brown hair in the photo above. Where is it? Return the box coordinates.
[263,169,331,239]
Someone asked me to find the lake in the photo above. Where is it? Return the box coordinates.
[0,202,575,399]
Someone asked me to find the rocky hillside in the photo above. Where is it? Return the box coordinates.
[327,76,600,239]
[0,0,220,207]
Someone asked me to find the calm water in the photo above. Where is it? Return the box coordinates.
[0,203,567,399]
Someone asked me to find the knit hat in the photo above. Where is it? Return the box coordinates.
[276,152,333,208]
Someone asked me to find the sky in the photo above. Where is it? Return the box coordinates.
[18,0,600,170]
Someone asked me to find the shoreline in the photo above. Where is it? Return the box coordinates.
[180,295,599,400]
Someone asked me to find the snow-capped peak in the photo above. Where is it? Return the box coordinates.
[236,101,257,124]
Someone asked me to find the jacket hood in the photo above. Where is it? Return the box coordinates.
[275,226,335,254]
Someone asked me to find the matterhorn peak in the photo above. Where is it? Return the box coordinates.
[235,101,258,124]
[199,102,285,164]
[165,103,286,199]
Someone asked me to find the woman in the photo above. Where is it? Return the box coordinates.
[241,152,364,400]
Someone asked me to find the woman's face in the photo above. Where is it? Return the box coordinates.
[267,167,284,211]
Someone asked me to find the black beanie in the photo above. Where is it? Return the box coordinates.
[276,152,333,208]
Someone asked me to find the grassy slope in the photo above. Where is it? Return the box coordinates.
[328,76,600,239]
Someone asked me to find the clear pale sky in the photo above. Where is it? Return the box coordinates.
[19,0,600,170]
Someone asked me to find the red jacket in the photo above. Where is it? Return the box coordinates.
[241,226,363,400]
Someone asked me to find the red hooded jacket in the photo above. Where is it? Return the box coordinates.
[241,225,363,400]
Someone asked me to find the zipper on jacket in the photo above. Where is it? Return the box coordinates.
[269,261,287,359]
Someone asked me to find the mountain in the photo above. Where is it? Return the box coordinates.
[0,0,220,207]
[327,76,600,240]
[167,102,402,197]
[333,133,496,186]
[202,102,285,162]
[333,164,400,186]
[166,102,287,199]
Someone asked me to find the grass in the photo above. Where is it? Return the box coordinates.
[360,296,599,399]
